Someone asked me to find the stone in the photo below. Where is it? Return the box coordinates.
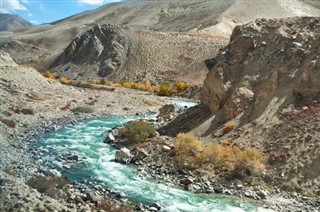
[149,203,161,210]
[132,148,148,162]
[149,207,159,211]
[159,104,175,119]
[104,132,115,143]
[115,147,133,164]
[85,191,100,203]
[162,145,171,152]
[257,190,268,199]
[180,178,194,186]
[21,108,35,115]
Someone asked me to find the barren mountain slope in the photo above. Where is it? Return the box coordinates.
[49,24,222,84]
[160,17,320,195]
[0,13,33,32]
[1,0,319,84]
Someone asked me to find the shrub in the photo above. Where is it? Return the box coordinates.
[197,143,237,170]
[0,118,16,128]
[223,122,234,134]
[172,133,265,175]
[100,78,109,85]
[27,175,69,193]
[158,82,172,96]
[59,76,70,84]
[71,106,94,113]
[122,120,156,143]
[173,133,202,167]
[42,70,55,79]
[174,80,189,92]
[234,147,265,174]
[4,167,16,177]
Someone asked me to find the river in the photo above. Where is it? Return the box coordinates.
[34,99,272,212]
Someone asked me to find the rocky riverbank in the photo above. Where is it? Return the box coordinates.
[107,124,319,212]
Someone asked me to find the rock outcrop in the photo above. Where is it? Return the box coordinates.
[49,24,131,80]
[201,17,320,120]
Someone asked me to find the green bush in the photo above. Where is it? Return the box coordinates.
[121,120,156,143]
[71,106,94,113]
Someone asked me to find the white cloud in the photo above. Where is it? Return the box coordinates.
[78,0,121,6]
[30,20,40,25]
[0,0,27,13]
[28,12,32,17]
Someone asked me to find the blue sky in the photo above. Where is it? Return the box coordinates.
[0,0,123,24]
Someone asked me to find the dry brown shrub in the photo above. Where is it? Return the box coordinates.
[173,133,202,167]
[223,122,234,134]
[4,167,16,177]
[197,143,238,170]
[234,147,265,173]
[0,118,16,128]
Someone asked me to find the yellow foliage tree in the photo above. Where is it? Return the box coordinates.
[158,82,172,96]
[42,70,55,79]
[174,80,189,92]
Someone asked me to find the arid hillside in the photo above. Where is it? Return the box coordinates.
[0,13,33,32]
[1,0,319,84]
[160,17,320,195]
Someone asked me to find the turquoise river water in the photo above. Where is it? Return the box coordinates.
[35,100,273,212]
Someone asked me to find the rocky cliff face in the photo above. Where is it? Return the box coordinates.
[49,24,131,79]
[201,17,320,120]
[161,17,320,195]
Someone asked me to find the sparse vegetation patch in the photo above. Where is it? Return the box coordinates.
[121,120,156,143]
[71,106,94,113]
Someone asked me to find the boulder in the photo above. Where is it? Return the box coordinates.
[21,108,35,115]
[104,132,115,143]
[85,191,101,203]
[149,203,161,210]
[132,148,149,162]
[115,148,133,164]
[159,104,175,119]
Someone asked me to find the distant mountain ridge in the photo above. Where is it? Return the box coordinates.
[0,13,33,31]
